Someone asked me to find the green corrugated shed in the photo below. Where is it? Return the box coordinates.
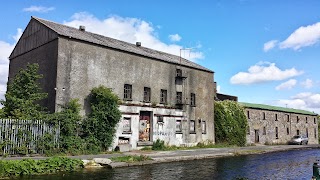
[240,102,317,116]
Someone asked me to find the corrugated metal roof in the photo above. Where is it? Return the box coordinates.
[32,17,213,73]
[240,102,317,116]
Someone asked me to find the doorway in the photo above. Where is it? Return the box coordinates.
[255,129,260,143]
[139,111,152,141]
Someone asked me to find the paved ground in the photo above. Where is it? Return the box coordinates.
[2,144,319,163]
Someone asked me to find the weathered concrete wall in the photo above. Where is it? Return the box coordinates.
[245,108,318,145]
[8,39,58,112]
[56,37,214,148]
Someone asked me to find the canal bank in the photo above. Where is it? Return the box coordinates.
[2,144,320,168]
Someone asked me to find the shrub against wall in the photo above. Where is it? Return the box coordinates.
[214,100,248,146]
[82,85,121,151]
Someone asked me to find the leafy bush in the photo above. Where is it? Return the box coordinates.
[0,157,83,178]
[214,101,248,147]
[152,139,166,150]
[82,86,121,150]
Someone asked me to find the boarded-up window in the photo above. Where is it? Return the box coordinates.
[176,120,182,133]
[122,117,131,133]
[263,127,266,135]
[201,121,206,134]
[143,87,151,103]
[190,120,195,133]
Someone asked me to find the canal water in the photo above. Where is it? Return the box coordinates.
[21,148,320,180]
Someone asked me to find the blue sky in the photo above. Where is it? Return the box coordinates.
[0,0,320,113]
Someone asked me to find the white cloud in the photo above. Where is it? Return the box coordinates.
[277,92,320,113]
[263,40,278,52]
[169,34,182,42]
[230,62,304,85]
[0,29,21,101]
[275,79,297,90]
[63,12,203,61]
[23,6,55,13]
[301,79,313,89]
[279,22,320,50]
[216,85,221,93]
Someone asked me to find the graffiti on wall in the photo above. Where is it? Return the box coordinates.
[154,131,173,137]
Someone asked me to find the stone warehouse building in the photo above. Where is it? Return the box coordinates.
[8,17,215,149]
[241,102,318,145]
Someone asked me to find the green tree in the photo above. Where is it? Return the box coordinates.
[82,85,121,150]
[214,100,248,146]
[0,108,4,118]
[0,63,47,120]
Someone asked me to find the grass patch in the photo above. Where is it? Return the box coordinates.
[110,155,152,163]
[140,140,237,151]
[0,157,83,178]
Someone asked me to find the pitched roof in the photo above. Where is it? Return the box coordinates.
[240,102,317,116]
[32,17,213,73]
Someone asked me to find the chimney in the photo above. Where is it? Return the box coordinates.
[79,25,86,31]
[136,42,141,47]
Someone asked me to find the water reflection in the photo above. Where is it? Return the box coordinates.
[20,148,319,180]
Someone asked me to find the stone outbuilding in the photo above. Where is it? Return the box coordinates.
[241,102,318,145]
[8,17,215,150]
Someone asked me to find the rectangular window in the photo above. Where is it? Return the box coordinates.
[263,127,266,135]
[287,115,290,122]
[176,69,182,77]
[124,84,132,101]
[315,128,317,139]
[190,93,196,107]
[176,120,182,133]
[160,89,167,104]
[297,116,299,123]
[275,127,279,139]
[306,117,308,123]
[314,118,317,124]
[287,128,289,135]
[275,114,278,121]
[297,129,300,135]
[143,87,151,103]
[122,117,131,133]
[201,121,206,134]
[190,120,195,133]
[176,92,182,104]
[157,116,164,123]
[247,111,250,119]
[262,112,266,120]
[306,128,308,137]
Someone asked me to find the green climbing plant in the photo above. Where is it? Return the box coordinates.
[214,100,248,146]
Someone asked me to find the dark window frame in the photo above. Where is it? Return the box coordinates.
[190,93,196,107]
[190,120,195,133]
[287,127,289,135]
[176,69,182,77]
[247,111,250,119]
[124,84,132,101]
[275,127,279,139]
[275,114,278,121]
[201,121,206,134]
[143,87,151,103]
[262,112,266,120]
[160,89,167,104]
[176,92,183,104]
[176,120,182,133]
